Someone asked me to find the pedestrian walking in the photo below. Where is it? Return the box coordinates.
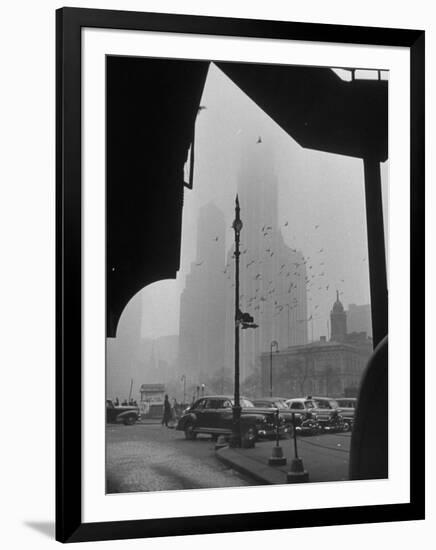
[162,394,172,428]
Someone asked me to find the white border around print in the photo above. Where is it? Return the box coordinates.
[82,27,410,524]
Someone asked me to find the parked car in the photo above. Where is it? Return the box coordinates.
[176,395,290,445]
[334,397,357,431]
[251,397,295,437]
[286,396,346,433]
[306,396,346,432]
[106,399,141,425]
[284,397,322,434]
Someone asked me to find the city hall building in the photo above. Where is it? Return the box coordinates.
[260,293,373,398]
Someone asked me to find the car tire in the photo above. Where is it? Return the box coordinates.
[123,416,136,426]
[184,423,197,440]
[241,425,257,448]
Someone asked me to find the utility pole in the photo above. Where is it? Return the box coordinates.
[128,378,133,402]
[181,374,186,405]
[270,340,279,397]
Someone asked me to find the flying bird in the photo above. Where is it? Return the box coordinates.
[256,136,262,144]
[198,105,207,112]
[195,261,203,266]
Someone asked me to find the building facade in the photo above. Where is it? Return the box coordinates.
[260,294,372,398]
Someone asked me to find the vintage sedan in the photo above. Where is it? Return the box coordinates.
[106,399,141,425]
[251,397,295,436]
[287,396,345,432]
[176,395,286,444]
[284,397,322,434]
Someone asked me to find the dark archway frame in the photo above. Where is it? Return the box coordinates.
[56,7,424,543]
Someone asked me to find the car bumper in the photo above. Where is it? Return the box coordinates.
[257,425,291,438]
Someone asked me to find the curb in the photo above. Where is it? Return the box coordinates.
[216,446,287,485]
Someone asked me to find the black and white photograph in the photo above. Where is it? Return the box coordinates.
[0,0,429,547]
[105,56,389,493]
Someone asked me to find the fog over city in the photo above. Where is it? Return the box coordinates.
[107,63,388,401]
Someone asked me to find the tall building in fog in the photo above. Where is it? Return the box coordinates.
[178,202,227,386]
[347,303,372,337]
[224,143,308,382]
[106,294,142,400]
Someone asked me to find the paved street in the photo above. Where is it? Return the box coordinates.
[106,422,256,493]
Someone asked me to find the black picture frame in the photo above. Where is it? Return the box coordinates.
[56,7,425,543]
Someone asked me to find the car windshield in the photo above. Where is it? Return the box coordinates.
[314,400,332,409]
[338,399,356,408]
[231,398,254,407]
[254,400,287,409]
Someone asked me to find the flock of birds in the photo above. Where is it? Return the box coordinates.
[188,121,368,332]
[191,217,368,331]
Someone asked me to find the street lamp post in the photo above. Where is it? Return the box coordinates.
[230,195,243,448]
[229,195,258,447]
[181,375,186,405]
[270,340,279,397]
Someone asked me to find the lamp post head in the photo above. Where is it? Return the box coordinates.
[233,218,243,234]
[233,194,243,235]
[271,340,279,352]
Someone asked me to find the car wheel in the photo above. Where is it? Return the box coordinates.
[123,416,136,425]
[241,425,257,448]
[184,423,197,440]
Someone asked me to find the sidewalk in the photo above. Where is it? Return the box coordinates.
[216,432,351,484]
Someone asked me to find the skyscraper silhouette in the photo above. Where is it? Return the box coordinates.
[178,202,227,385]
[224,142,308,385]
